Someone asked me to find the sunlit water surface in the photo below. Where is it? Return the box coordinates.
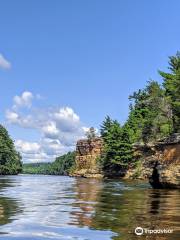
[0,175,179,240]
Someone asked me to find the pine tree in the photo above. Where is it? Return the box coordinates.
[128,80,172,144]
[159,52,180,133]
[100,117,133,171]
[86,127,97,140]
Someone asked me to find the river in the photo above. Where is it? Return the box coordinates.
[0,175,179,240]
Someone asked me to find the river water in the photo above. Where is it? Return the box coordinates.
[0,175,179,240]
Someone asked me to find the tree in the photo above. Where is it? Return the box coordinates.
[128,80,172,144]
[100,117,133,171]
[86,127,97,140]
[52,151,76,175]
[0,124,22,175]
[159,52,180,133]
[22,152,75,175]
[100,116,113,139]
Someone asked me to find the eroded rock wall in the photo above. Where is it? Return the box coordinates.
[72,138,103,178]
[73,134,180,188]
[130,135,179,188]
[149,141,180,189]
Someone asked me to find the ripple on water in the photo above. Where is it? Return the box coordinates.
[0,175,179,240]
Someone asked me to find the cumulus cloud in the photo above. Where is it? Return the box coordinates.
[5,110,19,123]
[42,121,59,139]
[6,109,35,128]
[53,107,80,132]
[15,140,41,154]
[15,139,49,163]
[6,92,89,163]
[15,138,73,163]
[13,91,34,109]
[0,53,11,69]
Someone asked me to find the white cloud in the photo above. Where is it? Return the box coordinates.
[15,140,41,154]
[15,138,72,163]
[6,92,89,163]
[53,107,80,132]
[13,91,34,109]
[54,107,80,122]
[42,121,59,139]
[6,109,35,128]
[5,110,19,123]
[0,53,11,69]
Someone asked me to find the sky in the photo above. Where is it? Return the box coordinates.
[0,0,180,163]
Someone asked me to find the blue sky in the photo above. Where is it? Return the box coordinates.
[0,0,180,162]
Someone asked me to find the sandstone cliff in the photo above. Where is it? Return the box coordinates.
[73,134,180,188]
[127,134,180,188]
[72,137,103,178]
[148,134,180,189]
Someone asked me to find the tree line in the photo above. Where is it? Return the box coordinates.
[23,52,180,175]
[0,124,22,175]
[99,52,180,172]
[0,52,179,175]
[23,152,75,175]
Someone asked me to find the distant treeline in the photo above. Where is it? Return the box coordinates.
[22,152,75,175]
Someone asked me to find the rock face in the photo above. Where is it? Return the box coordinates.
[73,134,180,188]
[72,137,103,178]
[125,134,180,189]
[149,136,180,189]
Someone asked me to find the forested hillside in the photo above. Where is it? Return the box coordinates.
[0,124,22,175]
[99,52,180,172]
[23,152,75,175]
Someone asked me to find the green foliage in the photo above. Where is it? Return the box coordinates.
[22,162,51,174]
[159,51,180,133]
[51,151,76,175]
[23,151,75,175]
[99,52,180,173]
[0,124,22,175]
[128,80,172,144]
[13,52,180,178]
[85,127,97,141]
[100,116,133,170]
[131,160,143,179]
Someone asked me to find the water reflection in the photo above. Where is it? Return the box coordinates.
[149,190,161,214]
[0,197,20,226]
[146,190,180,239]
[0,177,22,227]
[70,178,103,226]
[70,178,180,240]
[0,175,179,240]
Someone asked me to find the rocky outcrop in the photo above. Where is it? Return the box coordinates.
[73,134,180,188]
[72,137,103,178]
[124,134,180,189]
[148,135,180,189]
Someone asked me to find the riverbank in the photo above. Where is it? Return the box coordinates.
[73,134,180,189]
[22,134,180,189]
